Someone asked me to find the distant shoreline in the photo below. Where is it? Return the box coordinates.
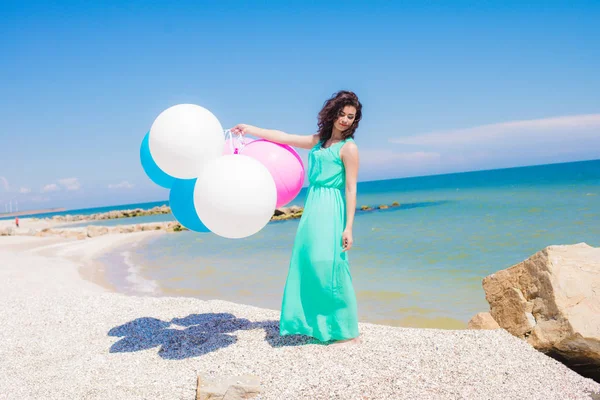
[0,208,66,218]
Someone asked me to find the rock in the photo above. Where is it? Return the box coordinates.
[61,230,85,239]
[118,226,136,234]
[41,205,172,224]
[13,228,38,237]
[169,223,186,232]
[197,374,261,400]
[86,226,109,238]
[287,205,300,213]
[273,207,289,216]
[379,205,389,210]
[0,227,15,236]
[468,312,500,330]
[482,243,600,380]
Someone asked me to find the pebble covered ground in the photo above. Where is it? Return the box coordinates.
[1,245,599,400]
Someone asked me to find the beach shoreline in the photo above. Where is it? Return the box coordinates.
[94,237,472,330]
[1,234,600,399]
[0,205,474,330]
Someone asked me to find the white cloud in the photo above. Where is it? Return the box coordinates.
[30,196,50,203]
[108,181,135,189]
[58,178,81,191]
[41,183,60,193]
[37,178,80,195]
[389,114,600,147]
[357,150,464,180]
[0,176,9,191]
[377,113,600,177]
[360,150,441,166]
[19,187,31,194]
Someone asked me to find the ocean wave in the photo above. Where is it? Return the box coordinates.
[121,250,160,294]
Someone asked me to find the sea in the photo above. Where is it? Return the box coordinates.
[21,159,600,328]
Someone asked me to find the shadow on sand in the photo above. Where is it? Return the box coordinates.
[108,313,325,360]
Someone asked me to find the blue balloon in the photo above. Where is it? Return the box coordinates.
[169,178,210,233]
[140,131,176,189]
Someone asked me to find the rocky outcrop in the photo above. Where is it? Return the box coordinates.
[86,226,109,238]
[272,206,303,221]
[11,200,409,240]
[479,243,600,381]
[40,205,172,223]
[467,312,500,330]
[33,222,183,240]
[33,200,407,226]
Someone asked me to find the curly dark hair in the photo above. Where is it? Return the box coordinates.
[317,90,362,145]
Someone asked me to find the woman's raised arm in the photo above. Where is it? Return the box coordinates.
[230,124,319,150]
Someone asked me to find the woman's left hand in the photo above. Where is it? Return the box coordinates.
[342,229,353,252]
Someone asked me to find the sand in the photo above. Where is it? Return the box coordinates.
[1,234,599,399]
[0,216,64,232]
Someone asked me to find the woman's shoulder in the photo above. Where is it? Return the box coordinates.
[340,138,358,157]
[342,137,358,149]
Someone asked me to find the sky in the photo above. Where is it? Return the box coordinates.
[1,0,599,212]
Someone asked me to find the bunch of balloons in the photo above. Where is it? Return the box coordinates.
[140,104,305,239]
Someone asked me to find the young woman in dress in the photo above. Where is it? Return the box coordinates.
[231,90,362,344]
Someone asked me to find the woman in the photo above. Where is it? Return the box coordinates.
[231,90,362,344]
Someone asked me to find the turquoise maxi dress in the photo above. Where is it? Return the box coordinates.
[279,138,359,342]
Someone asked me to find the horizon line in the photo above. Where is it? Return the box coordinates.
[3,156,598,217]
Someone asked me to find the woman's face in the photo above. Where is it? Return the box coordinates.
[333,105,357,133]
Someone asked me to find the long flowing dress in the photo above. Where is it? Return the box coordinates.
[279,138,359,342]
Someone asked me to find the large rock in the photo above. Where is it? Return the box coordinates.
[482,243,600,380]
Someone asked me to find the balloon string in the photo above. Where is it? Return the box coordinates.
[224,129,234,154]
[223,129,246,154]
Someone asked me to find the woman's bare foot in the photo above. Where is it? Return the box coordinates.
[330,336,361,346]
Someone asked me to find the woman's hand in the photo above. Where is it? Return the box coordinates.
[230,124,259,136]
[342,229,353,252]
[229,125,319,150]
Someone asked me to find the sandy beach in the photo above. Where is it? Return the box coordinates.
[0,230,599,400]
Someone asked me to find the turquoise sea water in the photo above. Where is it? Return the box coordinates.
[97,159,598,328]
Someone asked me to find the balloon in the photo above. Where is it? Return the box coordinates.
[149,104,224,179]
[139,131,176,189]
[240,139,305,208]
[194,155,277,239]
[169,178,210,233]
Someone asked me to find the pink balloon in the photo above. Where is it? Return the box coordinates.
[240,139,305,208]
[223,138,253,155]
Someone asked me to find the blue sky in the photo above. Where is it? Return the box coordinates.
[1,0,599,211]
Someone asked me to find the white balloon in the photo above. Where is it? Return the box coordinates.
[194,155,277,239]
[149,104,224,179]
